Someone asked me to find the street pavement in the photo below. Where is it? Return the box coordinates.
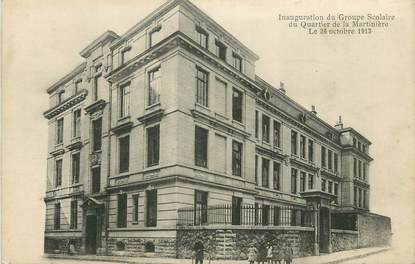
[42,246,390,264]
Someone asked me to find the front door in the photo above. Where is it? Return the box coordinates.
[85,215,97,254]
[319,207,330,253]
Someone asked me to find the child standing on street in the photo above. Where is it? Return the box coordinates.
[266,242,273,264]
[284,243,293,264]
[247,243,258,264]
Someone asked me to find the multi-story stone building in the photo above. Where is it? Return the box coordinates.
[43,0,390,258]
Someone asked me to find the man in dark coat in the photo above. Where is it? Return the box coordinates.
[194,240,205,264]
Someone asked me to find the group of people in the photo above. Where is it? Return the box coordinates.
[247,242,293,264]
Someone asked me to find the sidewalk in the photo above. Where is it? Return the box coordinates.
[45,246,389,264]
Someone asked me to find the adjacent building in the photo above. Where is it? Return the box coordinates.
[43,0,390,258]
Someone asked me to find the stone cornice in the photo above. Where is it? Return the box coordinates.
[255,145,286,161]
[342,146,373,162]
[137,109,165,125]
[50,148,65,157]
[191,109,251,139]
[111,121,133,135]
[43,89,88,120]
[84,99,107,114]
[66,139,83,151]
[80,30,119,58]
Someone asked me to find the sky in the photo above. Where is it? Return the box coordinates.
[2,0,415,263]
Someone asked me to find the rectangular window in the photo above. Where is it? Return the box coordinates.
[232,88,243,123]
[119,136,130,173]
[328,181,333,194]
[92,118,102,152]
[308,140,314,161]
[291,168,297,194]
[215,78,227,116]
[353,158,357,177]
[255,111,259,138]
[71,153,80,184]
[70,200,78,229]
[196,68,209,107]
[146,189,157,227]
[273,206,281,226]
[215,40,227,61]
[262,204,270,226]
[56,118,64,144]
[148,68,161,106]
[214,134,226,173]
[321,146,326,168]
[117,193,127,228]
[57,90,64,104]
[362,144,366,153]
[262,115,270,143]
[147,125,160,167]
[255,155,258,185]
[232,52,242,72]
[54,203,61,230]
[300,171,306,192]
[132,194,139,223]
[196,27,208,49]
[194,190,208,225]
[354,187,358,206]
[328,150,333,170]
[73,109,81,138]
[353,138,357,147]
[358,160,362,178]
[74,81,81,94]
[91,167,100,193]
[232,140,243,176]
[273,162,281,190]
[300,135,306,159]
[334,153,338,172]
[358,188,362,207]
[308,174,314,190]
[363,163,367,180]
[149,27,161,48]
[358,141,361,151]
[334,183,339,204]
[363,190,367,208]
[321,179,326,192]
[119,82,130,118]
[291,131,298,155]
[195,126,208,168]
[262,158,269,188]
[93,74,102,101]
[273,121,281,148]
[121,49,130,65]
[55,159,62,187]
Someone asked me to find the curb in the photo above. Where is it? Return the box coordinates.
[44,248,390,264]
[320,248,389,264]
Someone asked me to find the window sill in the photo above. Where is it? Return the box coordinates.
[117,115,131,123]
[55,143,64,149]
[232,119,244,127]
[195,103,210,112]
[214,112,228,120]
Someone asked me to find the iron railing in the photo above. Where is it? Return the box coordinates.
[177,204,313,227]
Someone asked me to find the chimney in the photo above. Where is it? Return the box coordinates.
[335,116,344,129]
[311,105,317,115]
[279,81,286,94]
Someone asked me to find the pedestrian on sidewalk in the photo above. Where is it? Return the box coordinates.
[247,243,258,264]
[257,241,266,264]
[266,242,273,264]
[283,243,293,264]
[272,242,283,264]
[194,239,205,264]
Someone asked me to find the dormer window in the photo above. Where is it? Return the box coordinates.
[120,46,131,65]
[232,52,243,72]
[74,80,81,94]
[215,40,227,61]
[196,26,208,49]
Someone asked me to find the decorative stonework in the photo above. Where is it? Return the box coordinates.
[85,99,107,115]
[43,90,88,119]
[90,152,102,166]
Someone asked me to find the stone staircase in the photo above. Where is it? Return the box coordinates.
[215,229,237,260]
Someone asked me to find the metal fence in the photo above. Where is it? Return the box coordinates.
[177,204,314,227]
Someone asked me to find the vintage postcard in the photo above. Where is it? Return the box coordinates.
[2,0,414,263]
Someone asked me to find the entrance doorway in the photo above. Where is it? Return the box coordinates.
[85,215,97,254]
[319,207,330,253]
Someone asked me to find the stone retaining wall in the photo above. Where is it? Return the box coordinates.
[44,237,82,254]
[358,213,391,248]
[107,237,176,258]
[331,229,358,252]
[176,226,314,260]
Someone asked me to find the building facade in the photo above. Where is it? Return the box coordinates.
[43,0,387,258]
